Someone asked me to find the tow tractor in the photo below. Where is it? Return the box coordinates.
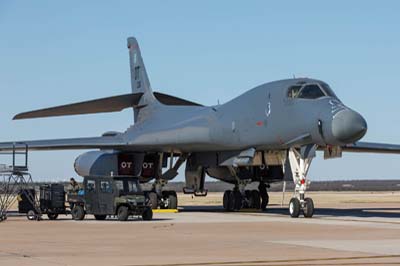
[68,176,153,221]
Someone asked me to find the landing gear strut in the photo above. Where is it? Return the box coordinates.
[288,146,316,218]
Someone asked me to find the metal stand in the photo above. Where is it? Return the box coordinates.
[0,143,40,222]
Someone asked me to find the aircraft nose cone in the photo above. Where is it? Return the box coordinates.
[332,109,367,143]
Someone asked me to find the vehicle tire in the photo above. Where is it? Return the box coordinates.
[94,214,107,221]
[223,190,231,211]
[71,205,85,221]
[47,213,59,220]
[251,190,261,209]
[232,190,243,211]
[148,192,158,210]
[142,208,153,221]
[303,198,314,218]
[117,206,129,221]
[27,209,36,221]
[168,193,178,209]
[289,198,301,218]
[261,193,269,211]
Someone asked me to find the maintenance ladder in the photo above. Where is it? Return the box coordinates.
[0,143,41,222]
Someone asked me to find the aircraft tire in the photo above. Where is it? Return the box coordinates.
[244,190,252,208]
[303,198,314,218]
[227,190,235,211]
[142,207,153,221]
[148,192,158,210]
[233,190,242,211]
[251,190,261,209]
[289,198,301,218]
[117,206,129,221]
[223,190,231,211]
[261,192,269,211]
[169,190,177,197]
[168,193,178,209]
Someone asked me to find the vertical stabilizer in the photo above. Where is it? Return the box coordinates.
[127,37,157,122]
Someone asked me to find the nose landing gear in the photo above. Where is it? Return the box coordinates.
[288,146,316,218]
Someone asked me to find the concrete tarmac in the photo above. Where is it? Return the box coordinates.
[1,192,400,266]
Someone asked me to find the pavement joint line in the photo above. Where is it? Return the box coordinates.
[0,250,69,266]
[122,254,400,266]
[186,263,400,266]
[316,217,400,225]
[166,263,400,266]
[220,211,400,226]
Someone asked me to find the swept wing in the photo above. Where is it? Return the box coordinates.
[342,142,400,154]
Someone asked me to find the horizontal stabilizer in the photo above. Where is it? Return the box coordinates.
[154,92,203,107]
[14,93,143,120]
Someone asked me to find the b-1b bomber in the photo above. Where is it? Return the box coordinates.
[2,37,400,218]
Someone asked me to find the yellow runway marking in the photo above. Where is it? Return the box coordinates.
[152,209,178,213]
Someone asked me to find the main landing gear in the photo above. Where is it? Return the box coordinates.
[147,180,178,210]
[146,153,188,210]
[147,190,178,210]
[287,146,316,218]
[222,181,269,211]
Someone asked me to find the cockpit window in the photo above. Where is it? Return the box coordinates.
[287,85,302,98]
[287,82,338,100]
[319,82,337,98]
[297,84,325,99]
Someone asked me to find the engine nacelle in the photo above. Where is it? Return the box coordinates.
[74,151,145,177]
[139,153,160,183]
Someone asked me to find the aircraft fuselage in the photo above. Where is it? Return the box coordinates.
[123,78,367,152]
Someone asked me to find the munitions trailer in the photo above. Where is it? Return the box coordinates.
[19,184,68,220]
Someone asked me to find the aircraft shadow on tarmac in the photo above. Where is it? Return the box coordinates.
[5,211,172,222]
[7,207,400,220]
[181,205,400,219]
[55,218,173,222]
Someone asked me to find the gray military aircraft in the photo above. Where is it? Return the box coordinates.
[2,36,400,217]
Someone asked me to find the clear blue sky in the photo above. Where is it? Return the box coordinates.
[1,1,400,182]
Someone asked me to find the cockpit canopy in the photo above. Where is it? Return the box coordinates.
[287,82,337,100]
